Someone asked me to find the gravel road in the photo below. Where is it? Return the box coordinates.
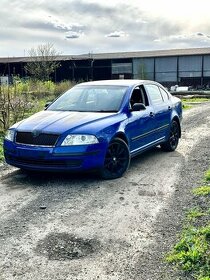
[0,103,210,280]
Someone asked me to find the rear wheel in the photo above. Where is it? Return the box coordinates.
[161,120,180,151]
[100,138,130,179]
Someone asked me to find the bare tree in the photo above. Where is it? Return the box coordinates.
[25,43,61,81]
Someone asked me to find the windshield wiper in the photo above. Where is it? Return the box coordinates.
[95,110,118,113]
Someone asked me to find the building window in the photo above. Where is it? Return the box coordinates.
[112,62,132,74]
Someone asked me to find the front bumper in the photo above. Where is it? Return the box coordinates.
[4,140,107,172]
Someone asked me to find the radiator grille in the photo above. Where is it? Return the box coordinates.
[16,132,59,146]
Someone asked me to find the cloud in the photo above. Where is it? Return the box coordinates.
[152,32,210,50]
[196,32,204,36]
[45,0,115,18]
[1,0,210,57]
[168,33,210,42]
[105,31,129,38]
[47,16,84,32]
[136,19,147,24]
[65,31,84,39]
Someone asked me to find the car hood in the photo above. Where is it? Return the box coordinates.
[14,110,117,134]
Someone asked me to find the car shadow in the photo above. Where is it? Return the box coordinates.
[130,146,181,167]
[1,167,100,187]
[1,146,183,188]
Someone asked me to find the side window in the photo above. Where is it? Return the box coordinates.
[130,88,142,108]
[130,86,149,109]
[159,87,169,102]
[144,84,163,105]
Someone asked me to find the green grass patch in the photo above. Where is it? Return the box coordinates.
[193,186,210,196]
[166,168,210,279]
[166,225,210,279]
[182,98,210,103]
[182,103,193,110]
[182,97,210,110]
[186,208,207,221]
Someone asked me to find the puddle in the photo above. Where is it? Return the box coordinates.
[35,232,101,260]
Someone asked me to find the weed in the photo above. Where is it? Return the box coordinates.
[193,186,210,196]
[182,98,210,110]
[167,168,210,280]
[182,103,192,110]
[166,225,210,279]
[205,170,210,182]
[182,98,210,103]
[186,208,207,221]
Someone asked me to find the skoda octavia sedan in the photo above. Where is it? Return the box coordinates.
[4,80,182,179]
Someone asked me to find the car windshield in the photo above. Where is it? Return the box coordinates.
[47,85,128,112]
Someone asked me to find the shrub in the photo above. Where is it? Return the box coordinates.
[0,80,75,132]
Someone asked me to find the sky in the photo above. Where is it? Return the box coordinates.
[1,0,210,57]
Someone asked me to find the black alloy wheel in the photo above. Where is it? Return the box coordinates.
[161,120,180,151]
[100,138,130,179]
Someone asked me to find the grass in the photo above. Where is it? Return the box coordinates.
[186,208,207,221]
[193,186,210,196]
[182,103,193,110]
[182,97,210,110]
[182,98,210,103]
[166,226,210,279]
[166,168,210,280]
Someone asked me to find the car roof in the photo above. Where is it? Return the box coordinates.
[76,79,159,87]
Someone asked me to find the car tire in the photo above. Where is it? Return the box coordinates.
[161,120,180,152]
[100,138,130,180]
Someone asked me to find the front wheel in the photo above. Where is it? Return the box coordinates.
[100,138,130,180]
[161,120,180,151]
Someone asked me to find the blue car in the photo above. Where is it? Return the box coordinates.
[4,80,182,179]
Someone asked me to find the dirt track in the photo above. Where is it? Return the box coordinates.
[0,103,210,280]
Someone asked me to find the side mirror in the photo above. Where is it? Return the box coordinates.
[132,103,146,111]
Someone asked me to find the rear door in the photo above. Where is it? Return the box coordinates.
[143,84,172,140]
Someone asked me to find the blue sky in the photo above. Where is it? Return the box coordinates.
[1,0,210,57]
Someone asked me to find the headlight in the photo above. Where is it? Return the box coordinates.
[5,129,16,142]
[61,134,99,146]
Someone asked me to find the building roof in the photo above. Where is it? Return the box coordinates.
[1,47,210,63]
[90,47,210,59]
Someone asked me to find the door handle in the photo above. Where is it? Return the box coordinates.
[149,112,155,117]
[168,106,172,110]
